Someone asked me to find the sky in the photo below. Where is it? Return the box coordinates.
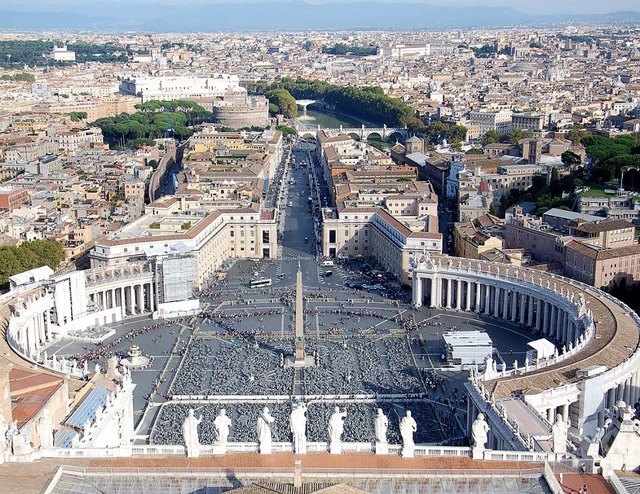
[2,0,639,15]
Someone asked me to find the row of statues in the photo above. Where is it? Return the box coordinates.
[181,405,419,458]
[0,409,55,460]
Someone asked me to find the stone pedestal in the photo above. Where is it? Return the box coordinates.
[401,445,415,458]
[471,447,485,460]
[259,443,272,455]
[185,446,200,458]
[375,441,388,455]
[211,444,227,456]
[329,441,342,455]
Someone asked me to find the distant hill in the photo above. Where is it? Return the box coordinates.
[0,2,638,32]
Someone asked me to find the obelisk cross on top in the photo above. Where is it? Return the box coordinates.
[295,257,305,364]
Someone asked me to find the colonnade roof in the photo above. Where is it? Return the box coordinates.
[420,256,640,399]
[0,287,85,393]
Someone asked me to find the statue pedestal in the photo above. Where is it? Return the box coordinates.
[401,445,415,458]
[259,443,272,455]
[185,446,200,458]
[471,447,485,460]
[375,441,388,455]
[211,443,227,456]
[329,441,342,455]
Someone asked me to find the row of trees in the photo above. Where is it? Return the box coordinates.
[322,43,377,56]
[0,40,130,68]
[582,134,640,182]
[93,100,210,148]
[497,168,583,217]
[245,77,422,129]
[0,239,65,287]
[0,72,35,82]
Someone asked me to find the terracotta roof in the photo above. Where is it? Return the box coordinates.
[566,241,640,262]
[571,219,634,234]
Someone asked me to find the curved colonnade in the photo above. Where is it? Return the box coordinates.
[2,262,157,378]
[412,253,640,447]
[1,252,639,462]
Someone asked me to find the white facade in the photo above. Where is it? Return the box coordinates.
[119,75,242,103]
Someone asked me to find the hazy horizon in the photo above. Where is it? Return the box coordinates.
[2,0,639,16]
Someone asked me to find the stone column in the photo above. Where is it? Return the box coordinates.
[149,282,155,312]
[519,293,526,324]
[446,279,452,309]
[547,408,554,423]
[484,284,491,315]
[43,311,51,342]
[556,309,564,341]
[607,388,616,409]
[550,305,558,338]
[465,281,471,311]
[511,290,518,322]
[493,287,500,317]
[430,277,438,308]
[624,378,632,405]
[563,312,569,343]
[544,302,551,335]
[456,280,462,310]
[413,275,423,307]
[475,283,481,313]
[127,286,134,315]
[561,404,569,422]
[502,289,509,320]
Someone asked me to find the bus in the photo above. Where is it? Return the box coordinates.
[250,278,272,288]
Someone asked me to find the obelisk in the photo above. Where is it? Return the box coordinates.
[294,258,305,365]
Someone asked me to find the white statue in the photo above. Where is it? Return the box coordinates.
[36,410,54,449]
[0,417,8,456]
[257,407,275,454]
[551,413,568,454]
[290,402,307,454]
[214,409,232,446]
[471,412,489,449]
[328,406,347,454]
[375,408,388,444]
[399,410,417,458]
[182,409,202,458]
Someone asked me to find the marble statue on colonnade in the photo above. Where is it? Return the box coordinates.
[36,410,54,449]
[375,408,389,455]
[400,410,417,458]
[328,406,347,454]
[471,412,490,459]
[214,409,232,451]
[182,408,202,458]
[552,413,568,454]
[257,407,275,455]
[290,402,307,454]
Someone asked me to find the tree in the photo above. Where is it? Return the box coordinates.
[509,129,524,144]
[266,89,298,118]
[566,126,590,145]
[0,239,65,287]
[561,150,581,167]
[482,130,503,146]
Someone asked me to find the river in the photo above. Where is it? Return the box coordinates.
[295,108,364,131]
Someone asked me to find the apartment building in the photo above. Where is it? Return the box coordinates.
[482,164,545,199]
[468,109,513,137]
[453,214,505,260]
[57,128,104,154]
[90,196,278,284]
[0,187,30,211]
[511,113,546,132]
[564,241,640,289]
[321,206,442,284]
